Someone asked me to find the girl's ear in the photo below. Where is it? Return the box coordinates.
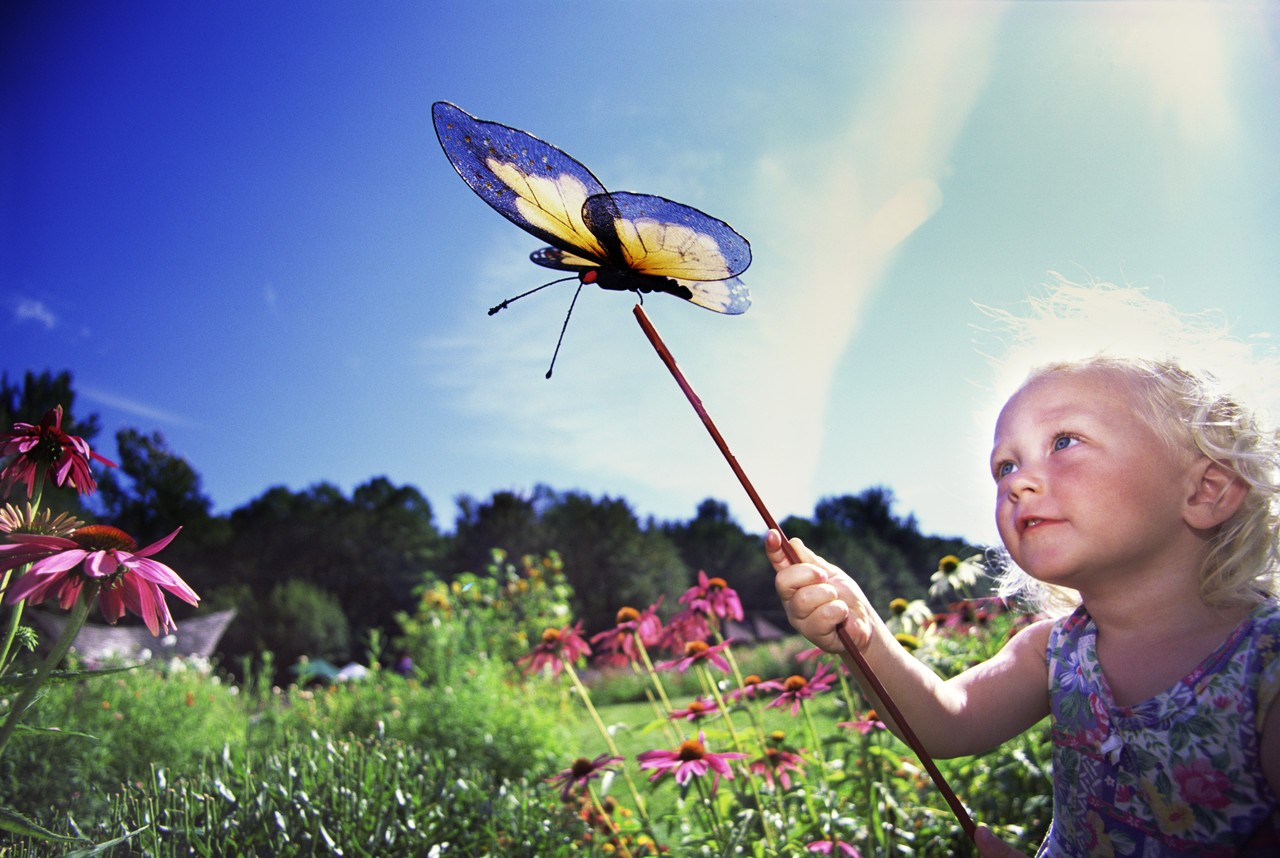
[1184,458,1248,531]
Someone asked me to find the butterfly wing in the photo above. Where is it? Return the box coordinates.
[432,101,610,261]
[530,246,599,272]
[582,192,752,314]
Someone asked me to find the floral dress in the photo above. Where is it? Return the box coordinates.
[1037,600,1280,857]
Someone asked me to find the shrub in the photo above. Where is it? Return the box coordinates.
[11,738,591,857]
[0,657,245,830]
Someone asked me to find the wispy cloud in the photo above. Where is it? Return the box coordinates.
[713,4,1007,519]
[78,385,195,428]
[13,297,57,330]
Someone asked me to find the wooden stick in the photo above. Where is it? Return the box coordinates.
[633,304,976,842]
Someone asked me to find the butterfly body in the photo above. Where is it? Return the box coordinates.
[433,101,751,316]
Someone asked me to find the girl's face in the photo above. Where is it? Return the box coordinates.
[990,368,1199,593]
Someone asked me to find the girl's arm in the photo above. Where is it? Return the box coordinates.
[768,529,1051,758]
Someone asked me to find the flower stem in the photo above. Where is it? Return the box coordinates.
[0,568,27,674]
[0,583,95,759]
[563,662,652,826]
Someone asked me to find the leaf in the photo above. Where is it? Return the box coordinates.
[60,826,148,856]
[15,723,99,740]
[0,664,136,693]
[0,804,84,843]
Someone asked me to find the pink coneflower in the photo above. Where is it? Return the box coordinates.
[1,525,197,636]
[748,738,805,790]
[766,661,837,716]
[660,607,711,652]
[838,709,887,735]
[725,673,786,703]
[677,570,744,622]
[636,731,747,794]
[546,753,623,801]
[0,406,116,498]
[669,696,720,721]
[589,601,664,667]
[518,621,591,676]
[655,638,732,674]
[806,839,861,856]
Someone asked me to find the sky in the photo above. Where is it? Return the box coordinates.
[2,1,1278,549]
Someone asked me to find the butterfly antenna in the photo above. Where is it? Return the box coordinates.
[488,276,577,316]
[545,280,585,379]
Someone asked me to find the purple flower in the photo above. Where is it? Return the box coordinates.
[806,839,861,856]
[655,638,732,674]
[677,570,744,622]
[518,621,591,676]
[748,736,806,790]
[766,661,837,716]
[0,406,116,498]
[725,673,787,703]
[838,710,887,735]
[1,524,197,636]
[547,753,623,801]
[669,696,720,721]
[636,731,747,794]
[589,600,664,667]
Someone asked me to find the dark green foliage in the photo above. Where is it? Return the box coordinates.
[784,487,977,610]
[209,580,352,676]
[217,478,444,660]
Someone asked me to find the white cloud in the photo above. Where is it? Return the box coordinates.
[720,5,1008,521]
[78,386,194,428]
[14,297,57,330]
[1117,2,1236,149]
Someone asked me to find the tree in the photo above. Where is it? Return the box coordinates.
[223,478,443,652]
[445,487,553,576]
[540,490,688,633]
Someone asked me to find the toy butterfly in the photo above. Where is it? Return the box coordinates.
[432,101,751,376]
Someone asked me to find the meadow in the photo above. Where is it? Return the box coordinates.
[0,550,1052,857]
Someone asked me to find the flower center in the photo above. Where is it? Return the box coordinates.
[615,606,640,623]
[707,577,728,590]
[540,628,562,644]
[72,524,136,552]
[783,675,808,692]
[676,739,706,761]
[684,640,709,657]
[570,757,595,778]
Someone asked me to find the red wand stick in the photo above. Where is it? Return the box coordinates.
[633,304,976,842]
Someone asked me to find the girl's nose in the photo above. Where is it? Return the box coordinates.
[1007,466,1041,499]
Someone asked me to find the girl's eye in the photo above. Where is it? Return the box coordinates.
[995,461,1017,479]
[1052,434,1080,452]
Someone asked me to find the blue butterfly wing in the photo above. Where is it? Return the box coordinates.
[581,192,752,314]
[432,101,610,260]
[581,192,751,280]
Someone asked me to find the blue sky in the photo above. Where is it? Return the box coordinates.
[3,2,1278,548]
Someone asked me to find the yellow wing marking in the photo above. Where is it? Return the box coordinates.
[487,159,607,259]
[613,217,732,280]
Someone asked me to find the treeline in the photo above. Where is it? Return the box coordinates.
[2,371,979,670]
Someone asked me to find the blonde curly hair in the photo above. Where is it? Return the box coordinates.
[980,278,1279,614]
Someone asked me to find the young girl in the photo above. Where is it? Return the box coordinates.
[768,284,1279,856]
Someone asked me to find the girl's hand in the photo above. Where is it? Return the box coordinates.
[765,529,876,653]
[976,826,1030,857]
